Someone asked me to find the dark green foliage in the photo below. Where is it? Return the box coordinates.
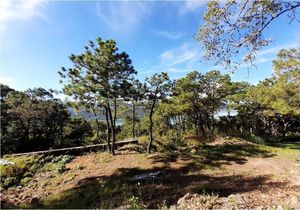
[1,39,299,156]
[0,155,44,189]
[0,85,93,154]
[0,154,74,189]
[62,118,93,147]
[42,155,74,173]
[59,36,137,154]
[1,88,69,154]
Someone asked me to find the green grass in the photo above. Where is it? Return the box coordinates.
[39,178,141,209]
[0,155,38,189]
[0,154,74,189]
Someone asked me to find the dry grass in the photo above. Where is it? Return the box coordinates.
[1,137,299,209]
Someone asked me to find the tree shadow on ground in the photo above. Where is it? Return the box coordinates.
[11,140,282,209]
[268,141,300,150]
[32,164,290,209]
[151,139,276,169]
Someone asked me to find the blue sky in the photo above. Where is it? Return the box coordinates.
[1,0,300,93]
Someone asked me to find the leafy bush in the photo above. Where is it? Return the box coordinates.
[52,155,73,164]
[248,134,265,145]
[0,154,74,189]
[20,177,33,186]
[43,155,74,174]
[0,155,37,189]
[127,196,146,209]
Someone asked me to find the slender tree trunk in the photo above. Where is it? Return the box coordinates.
[104,106,111,152]
[113,98,117,128]
[147,100,156,154]
[107,103,116,155]
[240,125,243,135]
[198,112,206,138]
[194,117,199,136]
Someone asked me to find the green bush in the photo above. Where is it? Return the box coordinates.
[0,154,73,189]
[42,155,74,174]
[0,155,37,188]
[20,177,33,186]
[248,134,265,145]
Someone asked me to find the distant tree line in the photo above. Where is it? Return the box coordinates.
[1,37,299,155]
[0,86,93,154]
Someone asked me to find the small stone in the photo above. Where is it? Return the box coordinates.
[190,149,197,154]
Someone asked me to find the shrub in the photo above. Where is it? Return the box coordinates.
[20,177,32,186]
[0,155,37,189]
[248,134,265,145]
[42,155,74,174]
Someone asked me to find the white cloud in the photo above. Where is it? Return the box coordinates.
[180,0,207,15]
[159,42,201,67]
[152,29,185,40]
[164,67,192,73]
[254,42,300,64]
[96,1,151,33]
[142,42,202,74]
[0,0,47,31]
[257,43,300,57]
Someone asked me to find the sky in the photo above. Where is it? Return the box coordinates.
[1,0,300,93]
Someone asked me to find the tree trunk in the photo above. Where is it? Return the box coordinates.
[199,113,206,138]
[107,103,115,155]
[113,98,117,128]
[147,100,156,154]
[104,106,111,152]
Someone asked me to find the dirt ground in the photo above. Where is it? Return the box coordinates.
[1,138,300,209]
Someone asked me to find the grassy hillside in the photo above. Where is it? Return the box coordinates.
[1,137,299,209]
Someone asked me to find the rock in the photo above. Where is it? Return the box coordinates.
[0,159,15,165]
[190,148,197,154]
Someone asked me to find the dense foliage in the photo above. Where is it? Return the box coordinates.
[1,36,299,155]
[0,87,93,154]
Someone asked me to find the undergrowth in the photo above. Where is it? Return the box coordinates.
[0,154,74,189]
